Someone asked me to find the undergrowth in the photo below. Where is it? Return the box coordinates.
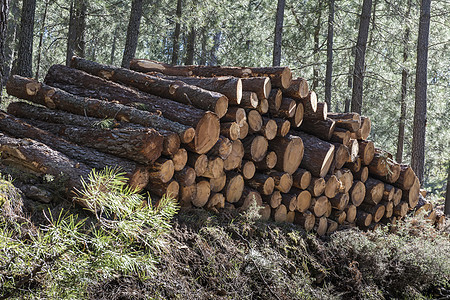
[0,171,449,299]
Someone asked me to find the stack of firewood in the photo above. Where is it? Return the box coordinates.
[2,57,445,234]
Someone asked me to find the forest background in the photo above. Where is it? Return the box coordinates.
[1,0,449,197]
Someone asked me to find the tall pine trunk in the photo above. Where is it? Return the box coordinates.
[184,26,195,65]
[351,0,372,114]
[312,0,322,90]
[411,0,431,184]
[122,0,143,68]
[445,161,450,216]
[15,0,36,77]
[396,0,411,163]
[0,0,8,100]
[66,0,87,66]
[324,0,334,106]
[2,0,16,87]
[209,31,221,66]
[272,0,285,66]
[171,0,182,65]
[34,0,49,79]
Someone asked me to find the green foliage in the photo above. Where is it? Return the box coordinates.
[0,167,178,299]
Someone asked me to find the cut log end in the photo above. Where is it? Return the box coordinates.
[194,111,220,154]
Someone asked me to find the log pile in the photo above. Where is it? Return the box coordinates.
[2,57,444,234]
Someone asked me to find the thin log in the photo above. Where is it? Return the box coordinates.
[243,135,268,163]
[240,77,271,100]
[268,89,282,114]
[254,151,277,171]
[292,168,312,190]
[282,77,309,99]
[173,166,196,186]
[246,173,275,195]
[298,118,336,141]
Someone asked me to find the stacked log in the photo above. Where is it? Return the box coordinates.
[1,57,443,234]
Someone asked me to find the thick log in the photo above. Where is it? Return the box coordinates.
[0,112,151,191]
[326,113,360,132]
[327,112,361,122]
[352,116,371,140]
[295,131,335,178]
[347,139,359,163]
[147,179,179,200]
[179,184,196,207]
[273,97,296,119]
[304,101,327,121]
[344,157,362,173]
[0,134,91,199]
[246,173,274,195]
[206,192,226,212]
[268,89,282,113]
[170,148,188,171]
[254,151,277,171]
[222,107,246,126]
[192,180,211,207]
[327,220,339,233]
[282,193,298,211]
[29,120,163,165]
[272,204,288,222]
[148,158,174,184]
[394,164,416,190]
[187,153,208,176]
[310,196,329,217]
[300,91,318,113]
[269,134,304,175]
[209,171,226,192]
[237,187,263,211]
[260,118,277,141]
[241,160,256,180]
[267,171,293,193]
[334,169,353,193]
[70,57,228,117]
[202,157,224,179]
[6,75,198,146]
[315,217,328,236]
[294,211,315,231]
[345,205,357,223]
[282,77,309,99]
[358,140,375,165]
[332,143,350,170]
[129,59,292,89]
[257,98,269,114]
[262,191,282,209]
[292,168,312,190]
[247,110,263,132]
[353,166,369,183]
[330,128,350,145]
[239,121,249,139]
[224,172,245,203]
[330,210,347,225]
[290,102,304,128]
[324,175,340,198]
[360,203,385,223]
[220,122,240,141]
[259,204,272,221]
[307,177,326,197]
[349,181,366,206]
[173,166,196,186]
[369,153,401,183]
[364,178,385,205]
[402,176,420,208]
[295,189,312,213]
[242,135,268,163]
[223,140,244,171]
[298,118,336,141]
[150,74,242,105]
[239,91,259,108]
[286,211,296,223]
[356,211,372,227]
[240,77,271,100]
[273,118,291,137]
[207,136,233,160]
[393,201,408,217]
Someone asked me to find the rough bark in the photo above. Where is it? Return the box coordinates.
[185,26,196,65]
[351,0,372,114]
[171,0,182,64]
[298,118,336,141]
[272,0,285,66]
[66,0,86,66]
[281,77,308,99]
[411,0,431,184]
[242,135,268,163]
[240,77,271,100]
[269,134,304,175]
[70,57,228,118]
[292,168,311,190]
[122,0,143,68]
[15,0,35,77]
[7,75,200,148]
[325,0,334,106]
[34,0,48,79]
[0,0,8,99]
[445,162,450,216]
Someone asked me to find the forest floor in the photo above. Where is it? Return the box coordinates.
[1,168,449,300]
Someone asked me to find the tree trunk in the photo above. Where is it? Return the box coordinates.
[325,0,334,106]
[272,0,285,66]
[15,0,35,77]
[34,0,48,79]
[0,112,151,191]
[350,0,372,114]
[396,0,411,163]
[121,0,143,68]
[0,0,8,99]
[185,26,196,65]
[171,0,182,64]
[110,26,118,65]
[411,0,431,184]
[445,161,450,216]
[2,0,18,87]
[312,0,322,90]
[66,0,86,66]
